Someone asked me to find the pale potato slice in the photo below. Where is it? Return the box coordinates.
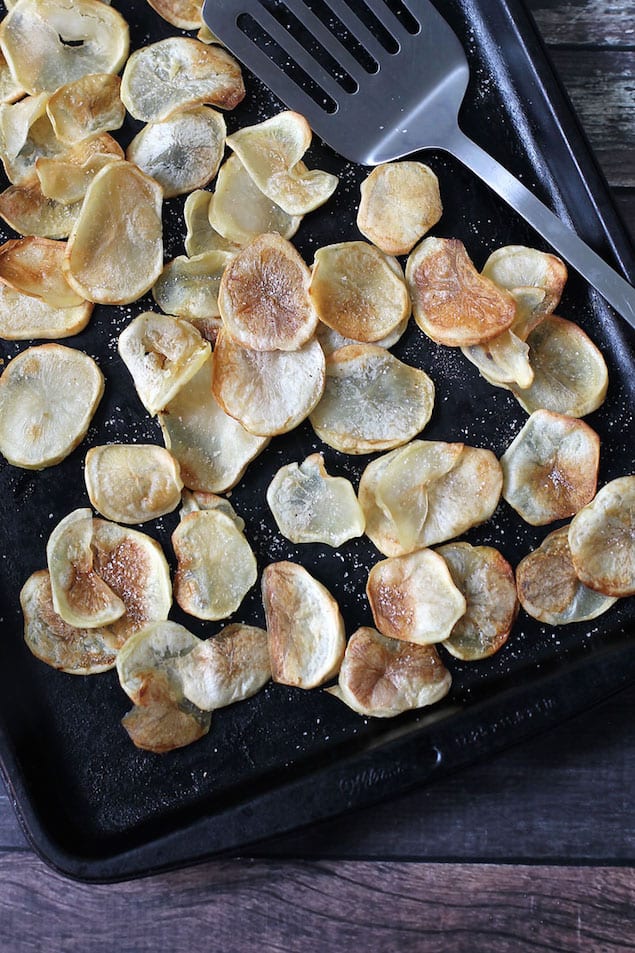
[218,233,317,352]
[127,106,226,199]
[309,242,410,343]
[0,47,24,104]
[309,344,435,454]
[462,329,533,390]
[146,0,203,30]
[212,328,325,436]
[0,0,129,95]
[568,475,635,597]
[180,489,245,531]
[85,444,183,524]
[327,627,451,717]
[0,95,65,185]
[262,561,346,689]
[210,153,302,245]
[183,189,240,257]
[0,236,84,308]
[121,686,211,753]
[121,37,244,122]
[21,569,121,674]
[501,409,600,525]
[152,250,234,321]
[118,311,211,416]
[482,245,567,318]
[316,316,409,355]
[175,624,271,711]
[36,132,124,204]
[116,619,201,705]
[0,343,103,468]
[159,356,268,493]
[197,23,220,45]
[511,315,609,417]
[516,526,618,624]
[0,281,92,339]
[266,453,365,547]
[367,549,466,645]
[0,180,81,238]
[64,161,163,305]
[172,509,257,620]
[357,161,443,256]
[46,73,125,144]
[407,237,516,346]
[436,543,518,660]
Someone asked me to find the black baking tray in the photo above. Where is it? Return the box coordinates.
[0,0,633,882]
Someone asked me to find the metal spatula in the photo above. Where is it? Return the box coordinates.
[202,0,635,327]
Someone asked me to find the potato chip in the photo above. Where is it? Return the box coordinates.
[0,236,84,308]
[180,489,245,531]
[366,548,466,645]
[84,444,183,524]
[146,0,203,30]
[183,188,239,257]
[461,328,533,390]
[0,343,103,468]
[46,72,125,144]
[266,453,365,547]
[327,626,451,717]
[212,329,325,436]
[226,110,338,215]
[501,409,600,525]
[309,344,435,454]
[116,620,200,706]
[118,311,211,416]
[568,475,635,597]
[482,245,567,318]
[0,94,65,185]
[127,106,226,199]
[172,509,258,620]
[121,686,210,753]
[0,47,24,105]
[309,242,410,343]
[315,316,409,356]
[262,561,346,689]
[436,543,518,660]
[357,161,443,256]
[152,250,233,321]
[36,132,124,204]
[218,233,317,352]
[121,36,244,122]
[516,525,617,624]
[0,180,81,238]
[0,280,92,339]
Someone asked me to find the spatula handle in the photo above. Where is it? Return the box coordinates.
[447,128,635,329]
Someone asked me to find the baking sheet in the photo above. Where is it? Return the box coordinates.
[0,0,633,881]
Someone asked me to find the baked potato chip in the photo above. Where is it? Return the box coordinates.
[212,328,325,436]
[327,626,451,717]
[146,0,203,30]
[121,687,211,754]
[316,316,409,356]
[180,489,245,531]
[0,343,103,468]
[0,236,84,308]
[183,188,240,257]
[0,280,92,338]
[0,180,81,238]
[36,132,124,204]
[121,37,244,122]
[152,250,234,321]
[0,47,24,104]
[0,94,64,185]
[85,443,183,524]
[357,161,443,256]
[309,344,435,454]
[367,548,466,645]
[568,475,635,597]
[482,245,567,318]
[118,311,211,416]
[172,509,257,620]
[516,525,617,624]
[266,453,365,547]
[436,542,518,660]
[501,409,600,525]
[46,72,125,144]
[309,241,410,343]
[116,619,201,705]
[462,329,533,390]
[262,561,346,689]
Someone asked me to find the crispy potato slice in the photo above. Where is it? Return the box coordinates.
[309,344,435,454]
[21,569,120,674]
[316,316,409,355]
[436,543,518,660]
[152,250,234,321]
[0,236,84,308]
[36,132,124,204]
[357,161,443,256]
[309,242,410,343]
[172,509,257,620]
[511,315,609,417]
[210,154,302,245]
[516,525,617,624]
[0,343,103,468]
[127,106,225,199]
[85,444,183,524]
[175,623,271,711]
[0,280,92,339]
[0,94,65,185]
[568,475,635,597]
[407,237,516,346]
[501,409,600,525]
[327,626,451,717]
[462,329,533,390]
[0,0,129,95]
[180,489,245,531]
[183,188,240,257]
[212,329,325,437]
[0,180,81,238]
[64,161,163,305]
[121,37,244,122]
[121,687,210,753]
[46,73,125,144]
[118,311,211,416]
[267,453,365,547]
[482,245,567,318]
[0,47,24,104]
[146,0,203,30]
[367,549,466,645]
[218,233,317,352]
[116,620,201,704]
[262,561,346,689]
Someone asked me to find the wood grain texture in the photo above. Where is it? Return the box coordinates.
[531,0,635,46]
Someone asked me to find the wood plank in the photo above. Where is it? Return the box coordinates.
[529,0,635,47]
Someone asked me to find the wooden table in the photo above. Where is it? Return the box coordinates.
[2,0,634,949]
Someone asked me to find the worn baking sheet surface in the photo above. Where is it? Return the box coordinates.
[0,0,633,880]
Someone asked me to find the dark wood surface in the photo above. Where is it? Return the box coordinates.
[2,0,635,949]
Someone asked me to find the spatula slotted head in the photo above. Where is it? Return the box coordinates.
[202,0,469,164]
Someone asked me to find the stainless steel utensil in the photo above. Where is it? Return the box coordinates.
[202,0,635,327]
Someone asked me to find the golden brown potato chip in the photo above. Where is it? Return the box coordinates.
[0,180,81,238]
[183,188,239,257]
[36,131,124,204]
[482,245,567,318]
[568,475,635,597]
[152,250,234,321]
[0,280,92,339]
[0,236,84,308]
[46,72,125,144]
[84,444,184,524]
[357,161,443,256]
[146,0,203,30]
[121,686,210,753]
[460,289,542,390]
